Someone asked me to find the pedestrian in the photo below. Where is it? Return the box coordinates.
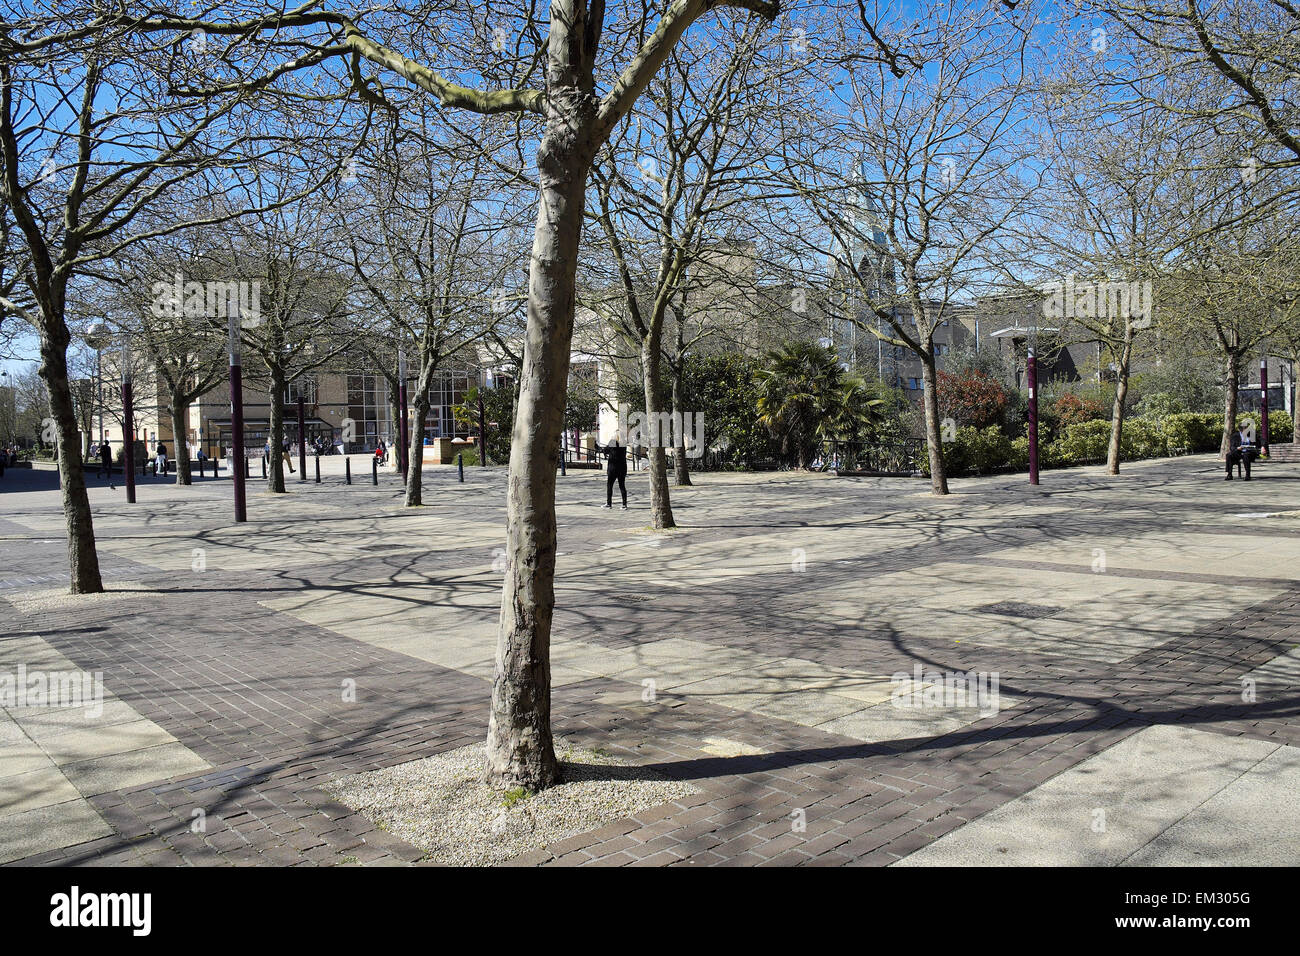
[1226,421,1257,481]
[596,436,628,510]
[281,438,295,473]
[98,440,112,479]
[154,440,168,478]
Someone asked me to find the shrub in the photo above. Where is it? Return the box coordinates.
[931,425,1012,476]
[1052,392,1107,428]
[1161,412,1221,453]
[1135,391,1185,419]
[1236,409,1294,446]
[1120,418,1166,460]
[1053,419,1111,464]
[1269,410,1293,443]
[965,426,1013,474]
[937,369,1008,429]
[1009,435,1029,469]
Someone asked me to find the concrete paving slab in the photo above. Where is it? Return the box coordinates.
[0,798,113,865]
[895,725,1289,866]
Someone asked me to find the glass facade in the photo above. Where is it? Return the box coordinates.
[425,369,476,439]
[346,374,388,448]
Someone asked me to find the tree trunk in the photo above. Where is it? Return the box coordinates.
[171,393,192,485]
[405,396,429,507]
[1106,331,1135,475]
[670,360,692,486]
[1221,351,1241,457]
[40,333,103,593]
[268,366,287,493]
[921,352,949,494]
[641,333,676,529]
[484,90,598,792]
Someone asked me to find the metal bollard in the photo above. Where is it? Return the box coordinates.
[346,458,351,485]
[261,457,267,479]
[559,452,566,476]
[372,457,378,485]
[244,457,250,479]
[314,456,320,483]
[457,453,464,483]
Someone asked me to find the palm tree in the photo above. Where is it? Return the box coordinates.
[756,341,884,468]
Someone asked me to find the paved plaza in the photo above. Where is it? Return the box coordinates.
[1,454,1299,866]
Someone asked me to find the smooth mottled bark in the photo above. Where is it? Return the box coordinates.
[920,351,949,495]
[268,366,287,493]
[485,92,596,790]
[171,393,192,485]
[404,372,433,507]
[641,332,676,529]
[41,333,103,594]
[1222,351,1242,456]
[1106,329,1135,475]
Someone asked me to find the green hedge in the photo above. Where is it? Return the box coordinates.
[1162,413,1221,453]
[1054,419,1111,463]
[932,408,1293,477]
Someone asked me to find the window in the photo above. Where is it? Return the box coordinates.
[427,368,476,439]
[284,377,318,405]
[346,374,387,447]
[906,377,922,390]
[935,344,950,357]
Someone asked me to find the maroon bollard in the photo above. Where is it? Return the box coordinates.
[229,347,247,523]
[297,397,307,481]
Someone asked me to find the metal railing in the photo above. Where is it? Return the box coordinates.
[816,439,925,475]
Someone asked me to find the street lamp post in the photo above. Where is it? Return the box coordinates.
[478,373,487,467]
[297,394,306,481]
[1027,344,1039,486]
[84,321,112,452]
[229,311,247,523]
[0,370,11,445]
[122,340,136,503]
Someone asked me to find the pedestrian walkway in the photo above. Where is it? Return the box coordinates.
[2,454,1298,865]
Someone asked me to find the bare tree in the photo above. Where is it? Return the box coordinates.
[1031,35,1219,474]
[0,4,342,590]
[588,23,782,525]
[1099,0,1300,168]
[347,109,525,506]
[128,0,784,789]
[781,0,1041,494]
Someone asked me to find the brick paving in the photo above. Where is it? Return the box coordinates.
[1,455,1299,865]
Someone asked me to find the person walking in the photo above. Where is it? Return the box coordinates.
[597,437,628,510]
[154,440,168,478]
[281,438,295,473]
[97,440,112,479]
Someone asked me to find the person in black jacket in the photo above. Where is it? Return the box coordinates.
[597,437,628,509]
[1226,422,1256,480]
[97,440,112,479]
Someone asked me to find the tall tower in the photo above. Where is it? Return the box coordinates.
[830,161,896,371]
